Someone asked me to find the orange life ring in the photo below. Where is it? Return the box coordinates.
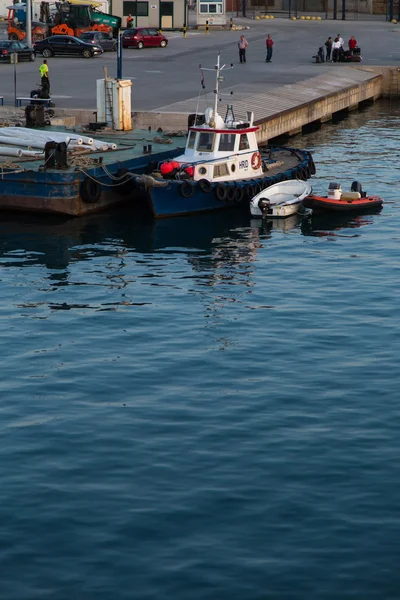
[251,151,262,170]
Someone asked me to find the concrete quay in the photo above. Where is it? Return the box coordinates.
[0,17,399,140]
[134,66,387,143]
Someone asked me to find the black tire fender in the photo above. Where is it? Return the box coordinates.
[253,182,262,195]
[80,177,101,203]
[226,185,236,202]
[215,183,227,201]
[235,185,244,203]
[244,184,253,199]
[180,180,194,198]
[197,178,212,193]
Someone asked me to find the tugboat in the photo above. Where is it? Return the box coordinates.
[303,181,383,214]
[132,55,316,218]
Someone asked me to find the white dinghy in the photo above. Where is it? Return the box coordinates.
[250,179,312,219]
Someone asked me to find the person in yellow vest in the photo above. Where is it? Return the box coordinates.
[39,59,50,95]
[127,14,133,28]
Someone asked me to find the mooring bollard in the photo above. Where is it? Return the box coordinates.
[206,20,209,34]
[183,24,186,37]
[230,17,233,29]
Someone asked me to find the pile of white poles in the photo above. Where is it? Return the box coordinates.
[0,127,117,158]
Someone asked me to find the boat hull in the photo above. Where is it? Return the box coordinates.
[0,148,182,217]
[303,195,383,213]
[143,148,315,219]
[249,179,312,219]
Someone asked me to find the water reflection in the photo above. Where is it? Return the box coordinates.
[0,207,382,271]
[301,210,382,238]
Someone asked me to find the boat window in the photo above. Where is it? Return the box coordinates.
[239,134,250,151]
[219,134,236,152]
[197,132,215,152]
[213,163,229,178]
[187,131,196,149]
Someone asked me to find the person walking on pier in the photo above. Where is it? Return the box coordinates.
[238,35,248,63]
[39,59,50,95]
[266,34,274,62]
[325,36,332,61]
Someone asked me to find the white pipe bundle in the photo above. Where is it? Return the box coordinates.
[0,128,117,152]
[20,149,44,157]
[0,147,23,157]
[0,135,47,149]
[2,128,84,146]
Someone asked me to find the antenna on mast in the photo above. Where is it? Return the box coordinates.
[199,54,233,120]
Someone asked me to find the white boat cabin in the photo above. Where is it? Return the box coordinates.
[174,108,264,182]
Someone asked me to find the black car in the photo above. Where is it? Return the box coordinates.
[78,31,117,52]
[33,36,103,58]
[0,41,35,63]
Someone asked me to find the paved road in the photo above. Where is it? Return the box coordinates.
[0,17,399,111]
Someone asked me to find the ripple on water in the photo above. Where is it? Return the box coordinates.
[1,101,400,599]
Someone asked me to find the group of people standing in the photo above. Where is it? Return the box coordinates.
[324,34,357,62]
[238,34,274,64]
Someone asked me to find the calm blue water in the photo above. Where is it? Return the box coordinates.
[1,101,400,599]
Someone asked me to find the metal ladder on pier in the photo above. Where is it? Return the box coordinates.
[104,67,115,129]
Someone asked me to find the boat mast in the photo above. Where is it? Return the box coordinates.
[199,55,233,121]
[214,54,220,121]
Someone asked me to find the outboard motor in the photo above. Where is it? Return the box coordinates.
[351,181,366,197]
[258,197,271,215]
[328,182,342,200]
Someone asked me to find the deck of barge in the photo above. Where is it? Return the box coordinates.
[0,128,186,173]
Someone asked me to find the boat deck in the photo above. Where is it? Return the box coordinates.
[0,127,187,173]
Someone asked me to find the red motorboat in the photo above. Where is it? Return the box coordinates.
[303,181,383,213]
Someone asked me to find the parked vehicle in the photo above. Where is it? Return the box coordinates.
[0,40,35,62]
[7,5,48,42]
[8,2,122,43]
[52,2,121,38]
[34,36,103,58]
[122,28,168,49]
[79,31,117,51]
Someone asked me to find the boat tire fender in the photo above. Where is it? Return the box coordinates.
[244,184,253,199]
[253,182,262,195]
[80,177,101,203]
[180,180,195,198]
[226,185,236,202]
[215,183,227,201]
[198,178,212,193]
[235,186,244,203]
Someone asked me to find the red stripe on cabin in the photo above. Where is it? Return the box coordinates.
[189,127,259,134]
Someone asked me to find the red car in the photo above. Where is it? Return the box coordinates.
[122,28,168,49]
